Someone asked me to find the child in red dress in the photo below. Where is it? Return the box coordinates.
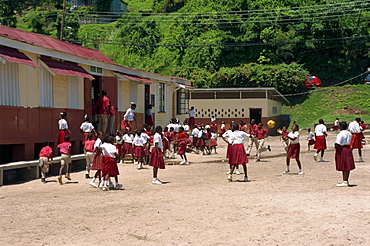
[101,136,122,191]
[133,130,147,170]
[90,131,104,188]
[150,126,165,184]
[178,136,192,165]
[283,124,303,174]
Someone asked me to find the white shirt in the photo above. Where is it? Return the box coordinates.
[133,135,146,146]
[123,134,134,143]
[315,124,327,136]
[229,130,250,144]
[211,117,216,122]
[101,143,117,158]
[334,120,339,126]
[116,135,123,144]
[189,109,196,117]
[211,133,217,139]
[94,138,102,149]
[198,130,205,138]
[182,124,189,132]
[192,128,199,137]
[336,130,352,145]
[153,132,163,149]
[173,123,181,132]
[124,108,135,121]
[146,108,152,116]
[220,123,225,130]
[348,121,362,133]
[222,130,233,144]
[288,131,300,144]
[307,132,314,140]
[80,121,94,132]
[141,132,150,143]
[58,119,68,130]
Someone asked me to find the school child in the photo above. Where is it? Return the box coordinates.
[335,121,356,187]
[168,127,175,153]
[197,126,207,155]
[209,130,218,154]
[218,121,226,137]
[150,126,165,184]
[38,140,53,183]
[122,129,135,163]
[80,115,96,145]
[90,131,104,188]
[307,128,315,151]
[182,120,190,134]
[162,127,172,158]
[178,136,192,165]
[57,135,72,185]
[84,133,95,179]
[360,120,368,144]
[283,124,303,175]
[222,123,241,175]
[58,112,71,144]
[205,128,212,154]
[314,119,328,162]
[192,125,200,153]
[277,126,290,152]
[188,106,196,129]
[115,130,124,164]
[255,123,271,162]
[101,136,122,191]
[133,130,147,170]
[348,118,364,162]
[246,119,259,157]
[141,129,151,165]
[227,124,250,182]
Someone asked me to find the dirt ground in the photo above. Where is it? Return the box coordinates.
[1,131,369,245]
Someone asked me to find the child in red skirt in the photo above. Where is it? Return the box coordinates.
[133,130,147,170]
[222,123,241,176]
[101,136,122,191]
[209,130,218,154]
[314,119,327,162]
[307,128,315,151]
[348,118,364,162]
[90,131,104,188]
[335,121,356,187]
[283,124,303,175]
[115,130,124,164]
[178,136,192,165]
[123,129,135,163]
[150,126,165,184]
[80,115,96,146]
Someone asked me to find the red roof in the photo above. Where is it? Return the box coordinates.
[40,57,94,79]
[117,72,152,84]
[0,25,115,64]
[0,46,38,67]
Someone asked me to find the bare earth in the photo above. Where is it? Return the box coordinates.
[1,132,369,245]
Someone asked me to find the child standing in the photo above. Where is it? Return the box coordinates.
[57,135,72,185]
[101,136,122,191]
[38,141,53,183]
[90,131,104,188]
[277,126,290,152]
[133,130,146,170]
[58,112,71,144]
[283,124,303,174]
[123,129,135,163]
[209,130,218,154]
[150,126,165,184]
[115,130,124,164]
[222,123,241,175]
[84,133,96,179]
[80,115,96,145]
[307,128,315,151]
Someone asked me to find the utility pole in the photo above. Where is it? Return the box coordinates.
[59,0,67,40]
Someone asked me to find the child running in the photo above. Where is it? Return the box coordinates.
[283,124,303,175]
[101,136,122,191]
[57,135,72,185]
[38,140,53,183]
[84,133,95,179]
[150,126,165,184]
[178,132,192,165]
[80,115,96,146]
[90,131,104,188]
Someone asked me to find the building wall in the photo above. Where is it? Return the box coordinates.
[18,63,39,108]
[54,75,68,109]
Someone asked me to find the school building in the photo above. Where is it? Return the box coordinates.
[188,88,289,134]
[0,24,192,163]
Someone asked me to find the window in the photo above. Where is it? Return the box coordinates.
[90,66,102,74]
[177,88,188,115]
[39,65,54,107]
[158,82,165,112]
[67,77,79,109]
[150,94,155,106]
[272,107,278,115]
[0,61,20,106]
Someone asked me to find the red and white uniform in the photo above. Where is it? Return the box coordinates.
[287,131,300,159]
[149,133,165,169]
[348,121,363,149]
[335,130,355,171]
[314,124,327,150]
[102,143,119,177]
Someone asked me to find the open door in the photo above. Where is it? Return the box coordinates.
[249,108,262,124]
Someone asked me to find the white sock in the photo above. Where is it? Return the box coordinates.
[91,178,96,182]
[299,169,302,172]
[314,153,318,156]
[286,166,290,171]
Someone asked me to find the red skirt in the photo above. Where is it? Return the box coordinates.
[121,119,132,130]
[163,138,169,150]
[335,145,355,171]
[102,155,119,176]
[123,142,134,154]
[226,143,231,159]
[134,146,145,157]
[149,148,165,169]
[173,132,180,145]
[210,139,218,146]
[177,141,187,155]
[192,137,198,146]
[287,143,300,159]
[58,130,67,144]
[188,117,195,126]
[229,144,249,165]
[144,146,150,156]
[308,139,315,145]
[146,115,154,126]
[314,136,327,150]
[350,133,363,149]
[91,151,103,170]
[117,144,124,154]
[196,138,205,147]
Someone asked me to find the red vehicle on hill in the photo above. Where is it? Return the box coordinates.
[304,76,322,88]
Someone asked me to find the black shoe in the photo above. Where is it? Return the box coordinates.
[85,174,90,179]
[247,153,250,156]
[267,145,271,151]
[41,178,46,183]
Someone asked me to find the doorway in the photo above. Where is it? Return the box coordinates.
[249,108,262,124]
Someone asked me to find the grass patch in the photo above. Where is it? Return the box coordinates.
[282,85,370,128]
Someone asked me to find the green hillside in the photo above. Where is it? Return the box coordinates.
[283,85,370,128]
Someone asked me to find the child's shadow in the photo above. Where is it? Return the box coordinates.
[65,181,79,184]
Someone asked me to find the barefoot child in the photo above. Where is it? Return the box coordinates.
[57,135,72,185]
[101,136,122,191]
[283,124,303,175]
[84,133,95,179]
[38,141,53,183]
[150,126,165,184]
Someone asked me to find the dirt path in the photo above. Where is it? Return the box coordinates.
[1,133,369,245]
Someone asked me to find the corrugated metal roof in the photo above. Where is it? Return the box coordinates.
[115,72,152,84]
[40,57,94,79]
[0,46,39,67]
[0,25,115,64]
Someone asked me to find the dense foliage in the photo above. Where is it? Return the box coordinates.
[1,0,369,94]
